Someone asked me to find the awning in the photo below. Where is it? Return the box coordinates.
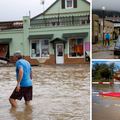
[0,38,12,44]
[50,37,67,49]
[62,32,88,38]
[50,37,67,43]
[28,34,53,39]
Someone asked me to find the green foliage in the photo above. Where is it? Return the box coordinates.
[100,67,111,78]
[92,62,120,80]
[115,31,118,39]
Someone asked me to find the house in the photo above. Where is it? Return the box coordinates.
[0,20,23,62]
[0,20,23,31]
[105,16,120,38]
[0,0,90,65]
[92,14,114,43]
[115,69,120,77]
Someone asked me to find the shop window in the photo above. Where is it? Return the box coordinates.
[41,40,50,57]
[31,41,40,57]
[66,0,73,8]
[69,38,83,57]
[31,40,50,58]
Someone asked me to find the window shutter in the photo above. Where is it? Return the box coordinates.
[62,0,65,9]
[74,0,77,8]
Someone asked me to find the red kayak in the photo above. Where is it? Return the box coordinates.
[113,75,120,81]
[100,92,120,97]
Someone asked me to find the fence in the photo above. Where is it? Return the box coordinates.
[30,15,90,27]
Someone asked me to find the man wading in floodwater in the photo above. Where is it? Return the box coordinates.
[9,51,34,108]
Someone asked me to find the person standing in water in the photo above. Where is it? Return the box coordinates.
[9,51,34,108]
[105,32,110,46]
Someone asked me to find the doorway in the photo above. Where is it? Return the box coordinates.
[56,44,64,64]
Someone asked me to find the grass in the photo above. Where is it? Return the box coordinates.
[92,78,114,82]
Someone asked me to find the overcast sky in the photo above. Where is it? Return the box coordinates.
[92,0,120,11]
[0,0,90,22]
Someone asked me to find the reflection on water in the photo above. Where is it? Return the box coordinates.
[92,84,120,120]
[92,84,120,93]
[92,78,117,82]
[0,66,90,120]
[9,106,33,120]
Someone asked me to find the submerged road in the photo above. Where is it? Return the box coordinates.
[92,84,120,120]
[0,66,90,120]
[92,43,120,59]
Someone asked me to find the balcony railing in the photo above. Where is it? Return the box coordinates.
[30,15,90,27]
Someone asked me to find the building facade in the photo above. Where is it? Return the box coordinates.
[92,14,114,43]
[105,16,120,38]
[0,0,90,65]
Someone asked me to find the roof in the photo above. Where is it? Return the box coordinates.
[31,0,90,20]
[50,37,67,43]
[31,0,59,20]
[0,20,23,24]
[83,0,90,4]
[115,69,120,74]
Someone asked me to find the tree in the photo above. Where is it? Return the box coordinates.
[100,67,111,79]
[92,62,120,80]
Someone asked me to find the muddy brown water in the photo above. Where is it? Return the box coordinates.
[92,44,120,59]
[92,51,120,59]
[0,66,90,120]
[92,84,120,120]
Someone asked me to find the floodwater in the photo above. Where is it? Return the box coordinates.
[92,44,120,59]
[92,51,120,59]
[0,66,90,120]
[92,84,120,120]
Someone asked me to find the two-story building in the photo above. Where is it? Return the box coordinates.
[92,14,114,43]
[0,0,90,65]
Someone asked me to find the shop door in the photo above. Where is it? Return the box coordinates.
[56,44,64,64]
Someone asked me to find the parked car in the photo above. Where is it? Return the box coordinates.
[114,35,120,55]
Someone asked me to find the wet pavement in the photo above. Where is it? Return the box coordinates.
[92,43,120,59]
[0,66,90,120]
[92,84,120,120]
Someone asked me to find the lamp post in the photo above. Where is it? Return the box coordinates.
[102,6,105,45]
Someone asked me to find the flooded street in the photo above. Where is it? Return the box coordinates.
[0,66,90,120]
[92,84,120,120]
[92,43,120,59]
